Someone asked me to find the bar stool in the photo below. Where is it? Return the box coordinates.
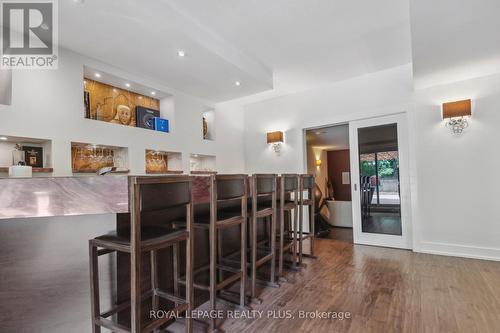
[298,174,317,267]
[186,174,248,332]
[248,174,278,303]
[89,176,194,333]
[277,174,299,281]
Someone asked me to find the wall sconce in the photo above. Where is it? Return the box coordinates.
[315,159,322,167]
[442,99,472,134]
[267,131,284,154]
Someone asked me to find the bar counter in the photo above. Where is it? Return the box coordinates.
[0,175,214,332]
[0,175,211,219]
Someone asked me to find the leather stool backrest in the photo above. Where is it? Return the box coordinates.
[127,176,193,240]
[140,181,192,212]
[253,174,276,195]
[215,174,248,201]
[300,174,315,190]
[281,174,299,193]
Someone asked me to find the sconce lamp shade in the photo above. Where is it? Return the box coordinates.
[442,99,471,119]
[315,159,322,167]
[267,131,284,144]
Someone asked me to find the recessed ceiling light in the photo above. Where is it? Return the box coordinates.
[94,73,101,78]
[151,91,156,95]
[125,83,131,88]
[0,136,7,141]
[177,50,186,57]
[235,81,241,86]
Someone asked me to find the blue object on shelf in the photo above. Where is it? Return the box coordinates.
[153,117,169,133]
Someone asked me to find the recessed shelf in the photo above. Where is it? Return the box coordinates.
[83,66,174,134]
[190,154,216,174]
[146,170,184,175]
[0,135,52,173]
[145,150,182,174]
[202,110,215,141]
[0,69,12,106]
[0,167,53,173]
[190,170,217,175]
[71,142,128,174]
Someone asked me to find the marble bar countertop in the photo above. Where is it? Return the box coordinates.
[0,175,211,220]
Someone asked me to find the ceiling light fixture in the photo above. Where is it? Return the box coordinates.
[0,136,7,141]
[177,50,186,57]
[151,91,156,96]
[125,83,131,88]
[94,73,101,78]
[235,81,241,86]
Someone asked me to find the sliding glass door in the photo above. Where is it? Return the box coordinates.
[349,114,411,249]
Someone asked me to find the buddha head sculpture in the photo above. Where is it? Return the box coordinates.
[111,104,132,125]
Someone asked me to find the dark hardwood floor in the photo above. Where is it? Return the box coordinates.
[324,226,353,243]
[168,238,500,333]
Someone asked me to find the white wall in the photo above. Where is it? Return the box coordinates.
[412,72,500,260]
[243,64,414,174]
[0,48,245,176]
[242,63,500,261]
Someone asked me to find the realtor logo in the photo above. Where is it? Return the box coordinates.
[0,0,58,69]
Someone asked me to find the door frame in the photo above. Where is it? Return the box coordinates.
[349,113,412,249]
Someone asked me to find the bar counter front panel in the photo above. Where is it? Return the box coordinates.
[0,176,249,332]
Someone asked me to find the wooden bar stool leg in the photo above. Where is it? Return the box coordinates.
[278,205,285,282]
[130,182,142,333]
[186,203,194,333]
[270,212,277,286]
[173,243,180,300]
[150,250,160,333]
[89,242,101,333]
[310,188,316,257]
[217,231,223,284]
[240,218,247,308]
[291,207,298,271]
[298,191,304,267]
[209,219,217,332]
[251,212,259,304]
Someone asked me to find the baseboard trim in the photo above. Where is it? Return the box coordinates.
[416,241,500,262]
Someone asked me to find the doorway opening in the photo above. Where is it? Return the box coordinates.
[305,124,353,243]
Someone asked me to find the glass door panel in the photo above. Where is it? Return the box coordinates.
[357,124,401,236]
[349,114,411,249]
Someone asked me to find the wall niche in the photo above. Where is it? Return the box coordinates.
[71,142,128,174]
[202,110,215,141]
[145,150,182,174]
[83,67,173,134]
[0,69,12,106]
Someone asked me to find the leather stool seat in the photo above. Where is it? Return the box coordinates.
[95,227,188,248]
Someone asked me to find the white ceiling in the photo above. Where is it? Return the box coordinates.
[59,0,272,103]
[410,0,500,88]
[170,0,412,95]
[58,0,412,103]
[59,0,500,102]
[306,124,349,151]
